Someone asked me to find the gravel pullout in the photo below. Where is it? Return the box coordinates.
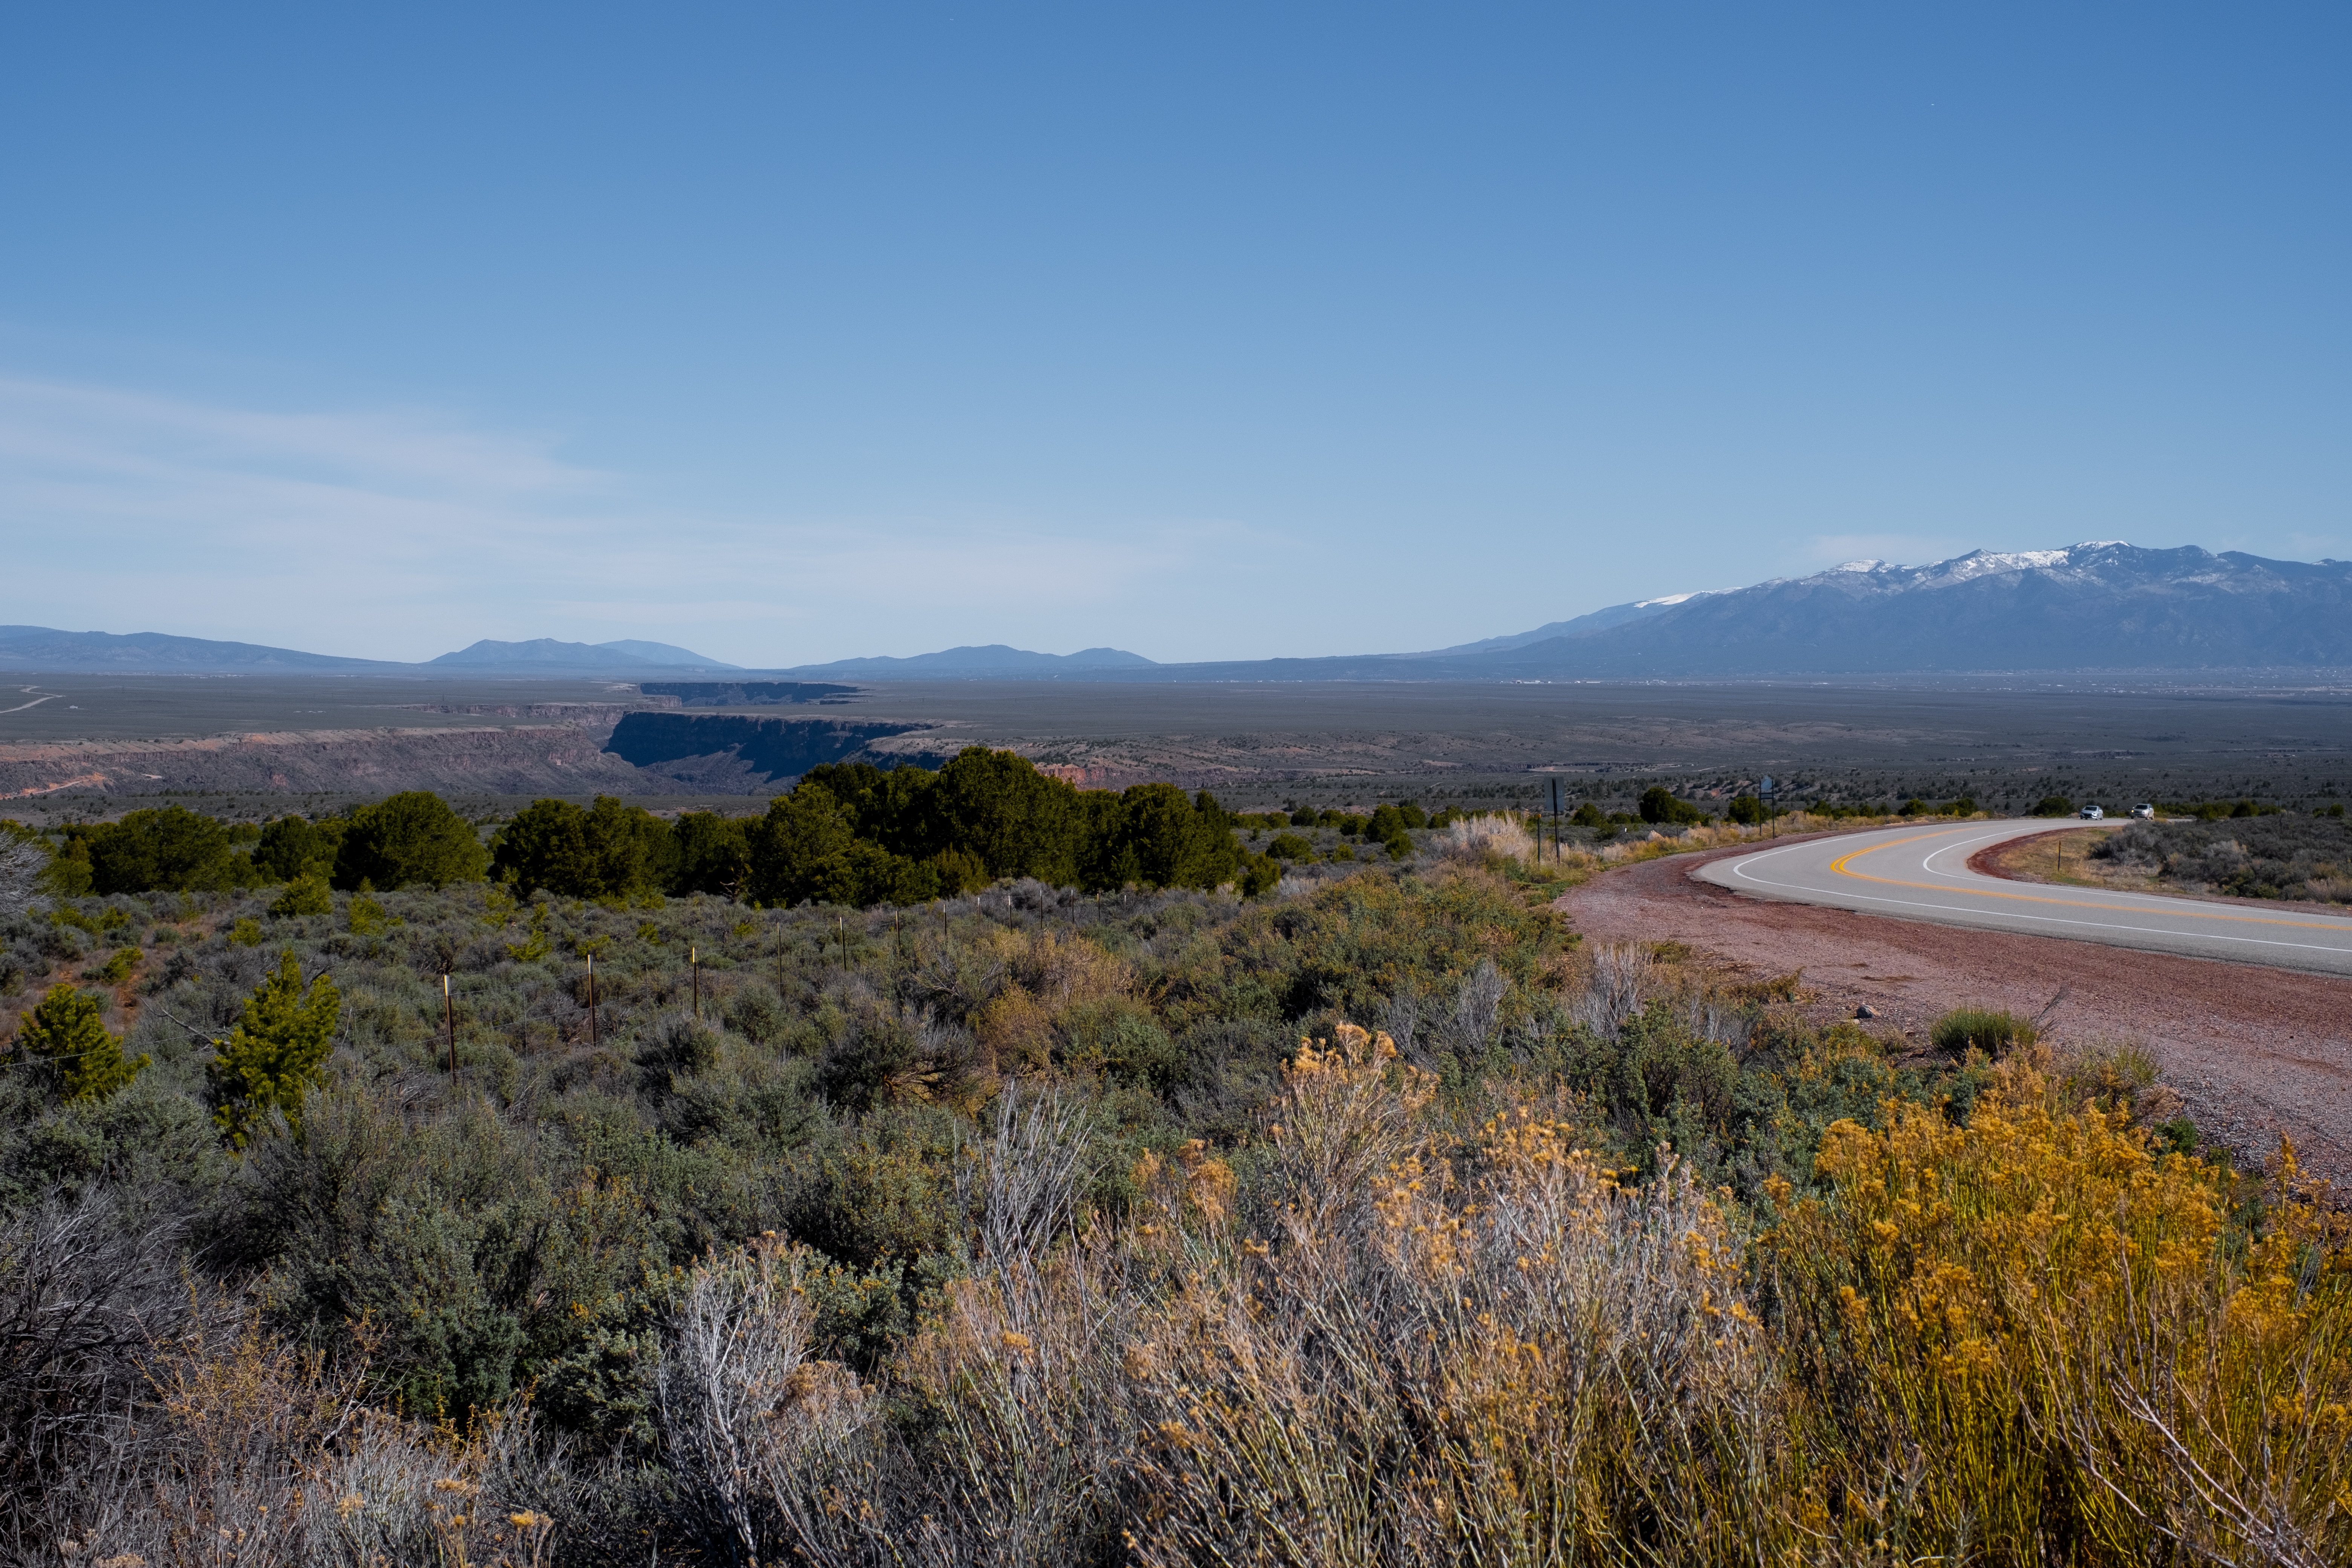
[1557,831,2352,1184]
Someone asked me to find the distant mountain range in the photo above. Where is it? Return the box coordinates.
[7,544,2349,681]
[0,629,738,675]
[0,626,400,673]
[1415,543,2352,680]
[775,644,1158,679]
[770,543,2352,680]
[429,638,738,671]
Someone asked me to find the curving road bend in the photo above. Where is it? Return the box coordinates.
[1696,821,2352,978]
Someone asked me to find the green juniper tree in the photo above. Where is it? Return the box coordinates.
[669,810,753,896]
[11,984,148,1103]
[267,871,334,917]
[491,798,595,897]
[253,814,345,881]
[208,950,342,1148]
[335,790,488,890]
[1096,783,1240,890]
[1638,786,1708,826]
[491,796,678,900]
[78,804,243,894]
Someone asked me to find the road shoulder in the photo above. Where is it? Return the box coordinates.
[1556,841,2352,1185]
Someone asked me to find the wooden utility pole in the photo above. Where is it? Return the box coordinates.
[690,945,700,1020]
[586,953,597,1050]
[443,972,456,1079]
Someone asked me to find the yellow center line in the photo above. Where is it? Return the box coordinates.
[1828,830,2352,934]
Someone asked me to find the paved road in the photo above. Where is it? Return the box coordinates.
[1695,820,2352,977]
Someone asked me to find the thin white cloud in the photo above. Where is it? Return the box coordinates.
[0,373,1260,663]
[0,377,594,496]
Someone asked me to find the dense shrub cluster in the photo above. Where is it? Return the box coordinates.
[32,750,1286,908]
[46,793,490,898]
[0,840,2343,1562]
[1638,785,1711,826]
[2094,814,2352,903]
[2162,798,2286,820]
[721,754,1266,906]
[1899,794,1979,817]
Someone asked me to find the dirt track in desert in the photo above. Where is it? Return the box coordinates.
[1556,833,2352,1185]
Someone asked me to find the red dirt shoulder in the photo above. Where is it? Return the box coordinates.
[1556,831,2352,1185]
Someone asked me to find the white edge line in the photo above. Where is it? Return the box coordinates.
[1709,825,2352,960]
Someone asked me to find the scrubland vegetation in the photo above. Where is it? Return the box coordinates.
[0,757,2344,1565]
[2092,814,2352,905]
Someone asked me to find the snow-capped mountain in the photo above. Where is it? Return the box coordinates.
[1415,587,1740,657]
[1456,542,2352,676]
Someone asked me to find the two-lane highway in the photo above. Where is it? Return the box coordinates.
[1695,821,2352,977]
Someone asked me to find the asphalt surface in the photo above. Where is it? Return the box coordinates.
[1695,820,2352,977]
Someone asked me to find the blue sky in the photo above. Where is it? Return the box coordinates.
[2,3,2345,666]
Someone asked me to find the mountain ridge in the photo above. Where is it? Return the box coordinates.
[765,543,2352,681]
[1489,542,2352,678]
[1407,588,1739,658]
[429,637,739,671]
[775,643,1158,678]
[0,626,406,673]
[8,542,2350,680]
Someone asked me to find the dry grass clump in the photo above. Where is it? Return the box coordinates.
[648,1082,1138,1568]
[2055,1037,2181,1125]
[655,1234,892,1564]
[8,1299,572,1568]
[1434,813,1536,864]
[1508,819,1798,892]
[1122,1026,1780,1565]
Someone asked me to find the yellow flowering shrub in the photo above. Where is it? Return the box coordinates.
[1771,1050,2352,1565]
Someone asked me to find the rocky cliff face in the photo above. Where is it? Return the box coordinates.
[602,712,943,791]
[0,725,650,800]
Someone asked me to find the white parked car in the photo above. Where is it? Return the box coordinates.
[2130,803,2155,819]
[2077,805,2105,821]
